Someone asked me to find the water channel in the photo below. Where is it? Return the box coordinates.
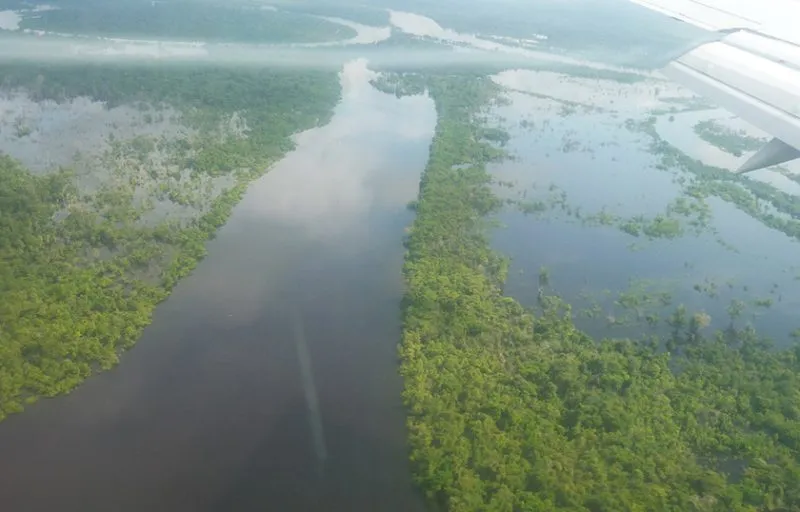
[489,86,800,344]
[0,60,433,512]
[2,6,800,508]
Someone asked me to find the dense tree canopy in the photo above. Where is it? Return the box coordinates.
[0,65,340,420]
[400,73,800,511]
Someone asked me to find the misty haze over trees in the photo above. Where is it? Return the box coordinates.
[1,0,800,511]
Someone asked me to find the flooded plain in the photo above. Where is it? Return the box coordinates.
[0,60,434,512]
[1,2,800,509]
[488,70,800,344]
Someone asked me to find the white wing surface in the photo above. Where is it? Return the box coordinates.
[630,0,800,172]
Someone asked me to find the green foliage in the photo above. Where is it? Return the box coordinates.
[0,65,340,420]
[514,181,711,242]
[641,214,682,239]
[638,119,800,242]
[402,73,800,511]
[371,73,430,98]
[693,120,765,157]
[1,62,339,177]
[18,0,355,43]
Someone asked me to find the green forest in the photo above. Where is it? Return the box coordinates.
[646,119,800,243]
[0,64,341,420]
[400,73,800,511]
[13,0,354,43]
[693,120,765,158]
[4,49,800,512]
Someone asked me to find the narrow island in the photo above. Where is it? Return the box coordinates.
[399,71,800,511]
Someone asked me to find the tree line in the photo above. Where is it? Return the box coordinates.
[400,72,800,511]
[0,63,341,419]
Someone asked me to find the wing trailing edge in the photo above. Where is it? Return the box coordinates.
[631,0,800,172]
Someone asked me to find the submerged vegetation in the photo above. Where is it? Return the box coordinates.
[519,111,800,248]
[693,120,765,157]
[636,117,800,243]
[516,184,713,243]
[0,64,340,419]
[2,2,800,503]
[401,72,800,511]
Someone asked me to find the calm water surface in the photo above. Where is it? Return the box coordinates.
[3,18,800,509]
[489,86,800,343]
[0,60,434,512]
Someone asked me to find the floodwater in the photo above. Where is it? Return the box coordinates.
[0,60,434,512]
[489,78,800,344]
[656,107,800,194]
[0,5,666,74]
[0,93,187,174]
[2,4,800,509]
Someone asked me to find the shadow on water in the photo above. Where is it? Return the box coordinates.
[212,363,419,511]
[0,59,433,512]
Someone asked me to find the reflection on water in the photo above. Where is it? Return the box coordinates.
[655,108,800,194]
[491,89,682,217]
[655,108,753,170]
[0,60,434,512]
[245,59,433,238]
[488,70,800,344]
[492,69,680,115]
[388,10,650,75]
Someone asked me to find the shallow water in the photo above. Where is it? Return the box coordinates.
[489,74,800,344]
[388,10,653,75]
[0,93,187,174]
[2,4,800,507]
[655,108,800,194]
[0,60,434,512]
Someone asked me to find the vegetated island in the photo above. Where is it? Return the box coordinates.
[398,71,800,511]
[693,119,765,158]
[0,63,341,420]
[637,116,800,241]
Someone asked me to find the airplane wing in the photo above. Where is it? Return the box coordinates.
[630,0,800,172]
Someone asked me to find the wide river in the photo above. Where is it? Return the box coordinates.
[2,5,800,509]
[0,60,433,512]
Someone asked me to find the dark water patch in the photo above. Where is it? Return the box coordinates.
[0,61,434,512]
[487,76,800,345]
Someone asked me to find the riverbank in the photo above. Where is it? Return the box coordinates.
[0,60,432,511]
[0,63,341,420]
[401,72,800,510]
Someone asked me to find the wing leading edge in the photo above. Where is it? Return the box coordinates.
[630,0,800,173]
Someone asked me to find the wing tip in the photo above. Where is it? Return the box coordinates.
[735,137,800,173]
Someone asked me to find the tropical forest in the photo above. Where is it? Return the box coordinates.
[1,0,800,511]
